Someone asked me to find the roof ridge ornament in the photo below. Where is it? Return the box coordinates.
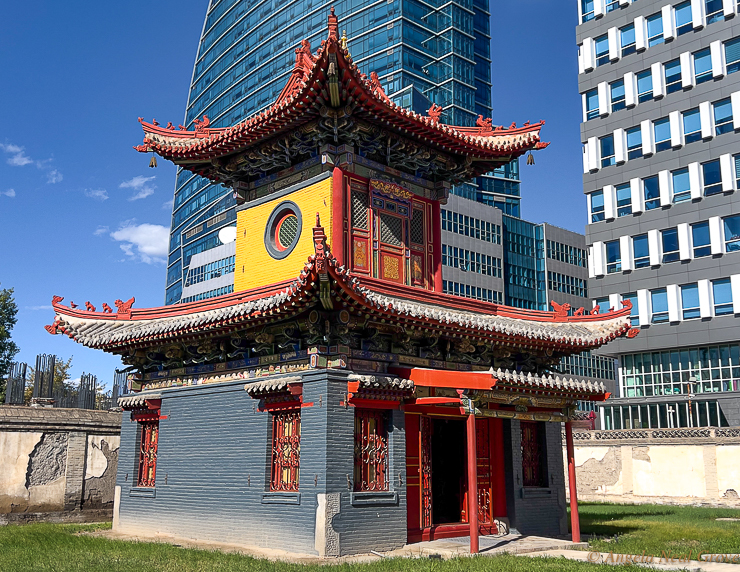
[328,6,338,40]
[427,103,443,123]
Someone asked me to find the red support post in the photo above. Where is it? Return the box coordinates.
[466,412,479,554]
[565,421,581,543]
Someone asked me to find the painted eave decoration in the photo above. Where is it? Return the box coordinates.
[133,8,548,184]
[45,217,635,355]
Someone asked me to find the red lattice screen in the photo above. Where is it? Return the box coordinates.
[137,420,159,487]
[270,410,301,491]
[353,409,389,491]
[521,421,544,487]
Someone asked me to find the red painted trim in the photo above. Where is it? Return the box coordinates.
[407,523,500,543]
[403,404,466,416]
[491,418,506,518]
[347,398,401,410]
[391,368,497,390]
[262,400,302,411]
[466,412,479,554]
[332,167,345,267]
[431,200,442,293]
[411,397,461,406]
[565,421,581,543]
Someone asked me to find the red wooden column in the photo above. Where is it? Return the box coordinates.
[565,421,581,543]
[466,412,479,554]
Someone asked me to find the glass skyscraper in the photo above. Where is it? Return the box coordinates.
[165,0,520,304]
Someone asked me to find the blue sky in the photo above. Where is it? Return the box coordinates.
[0,1,583,389]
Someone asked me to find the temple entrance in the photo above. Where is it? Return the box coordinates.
[431,418,466,524]
[405,413,507,542]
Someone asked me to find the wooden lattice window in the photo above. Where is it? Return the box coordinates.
[137,419,159,487]
[379,213,403,246]
[410,208,425,245]
[521,421,547,487]
[351,189,369,229]
[353,409,389,491]
[270,410,301,491]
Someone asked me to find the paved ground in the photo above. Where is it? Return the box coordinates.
[523,550,740,572]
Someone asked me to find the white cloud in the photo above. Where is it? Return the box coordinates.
[25,305,53,311]
[110,221,169,264]
[162,198,174,210]
[85,188,109,201]
[120,175,156,201]
[93,226,109,236]
[2,189,15,198]
[47,169,63,184]
[0,143,33,166]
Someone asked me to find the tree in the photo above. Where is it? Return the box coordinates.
[0,284,20,402]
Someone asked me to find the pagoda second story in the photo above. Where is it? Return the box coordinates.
[135,9,547,293]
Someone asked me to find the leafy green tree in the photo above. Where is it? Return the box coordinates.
[0,284,20,402]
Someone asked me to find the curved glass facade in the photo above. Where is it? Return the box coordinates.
[166,0,494,304]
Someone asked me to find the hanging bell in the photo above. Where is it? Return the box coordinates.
[526,151,535,166]
[149,153,158,168]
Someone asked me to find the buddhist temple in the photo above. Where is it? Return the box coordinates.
[46,11,636,557]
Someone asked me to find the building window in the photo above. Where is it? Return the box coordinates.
[595,297,611,314]
[270,410,301,491]
[591,190,605,222]
[606,0,620,12]
[683,108,702,144]
[726,37,740,74]
[623,292,639,326]
[714,99,734,135]
[662,228,680,263]
[601,135,615,167]
[736,154,740,189]
[353,410,389,491]
[644,176,661,210]
[706,0,724,23]
[627,127,642,159]
[621,24,636,56]
[713,279,734,315]
[616,184,632,216]
[637,70,653,102]
[665,59,682,94]
[595,35,610,67]
[694,49,713,85]
[703,160,722,196]
[633,234,650,268]
[521,422,547,487]
[582,0,595,22]
[724,215,740,252]
[692,221,711,257]
[137,419,159,488]
[606,240,622,273]
[654,118,671,152]
[672,168,691,203]
[651,288,669,323]
[674,2,693,36]
[610,80,626,112]
[681,283,701,319]
[647,13,664,47]
[585,88,599,120]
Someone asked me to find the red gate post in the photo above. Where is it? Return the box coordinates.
[466,411,479,554]
[565,421,581,543]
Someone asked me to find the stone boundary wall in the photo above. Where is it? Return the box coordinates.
[0,406,121,521]
[564,427,740,508]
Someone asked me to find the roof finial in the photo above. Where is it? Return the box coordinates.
[328,7,338,39]
[340,29,348,50]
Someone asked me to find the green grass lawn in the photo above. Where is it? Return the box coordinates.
[578,502,740,558]
[0,522,625,572]
[2,503,740,572]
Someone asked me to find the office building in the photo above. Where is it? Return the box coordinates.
[578,0,740,427]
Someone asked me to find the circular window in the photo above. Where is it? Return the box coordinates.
[265,201,302,260]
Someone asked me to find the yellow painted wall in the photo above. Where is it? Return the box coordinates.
[235,177,334,292]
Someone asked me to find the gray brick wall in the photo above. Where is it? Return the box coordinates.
[115,370,407,556]
[503,420,567,537]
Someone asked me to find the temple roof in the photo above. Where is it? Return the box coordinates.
[134,9,547,186]
[45,219,635,356]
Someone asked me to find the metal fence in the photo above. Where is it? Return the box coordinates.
[4,362,26,405]
[3,356,129,410]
